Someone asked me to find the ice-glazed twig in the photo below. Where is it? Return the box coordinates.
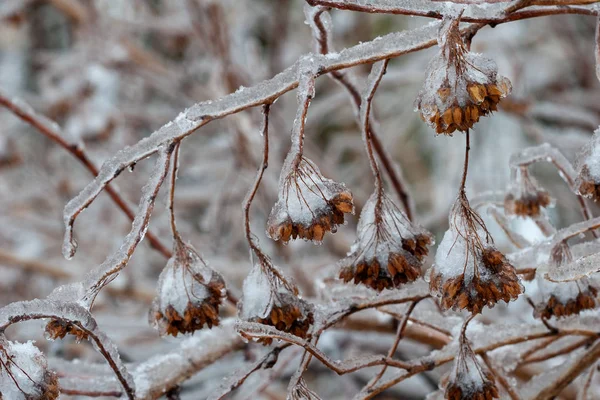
[78,147,174,306]
[596,16,600,83]
[235,322,413,373]
[305,0,598,22]
[306,7,414,219]
[243,104,271,257]
[0,299,135,399]
[0,89,172,259]
[508,143,595,230]
[365,300,420,390]
[360,59,389,194]
[167,141,182,239]
[479,353,520,400]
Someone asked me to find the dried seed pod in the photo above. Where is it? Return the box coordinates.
[267,156,353,244]
[339,191,433,291]
[239,261,313,345]
[445,335,499,400]
[415,16,511,135]
[150,237,226,336]
[504,166,552,218]
[575,127,600,201]
[429,195,523,313]
[533,275,598,319]
[44,319,88,343]
[0,338,59,400]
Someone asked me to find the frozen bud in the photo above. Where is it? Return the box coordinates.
[533,275,598,319]
[267,156,353,243]
[575,127,600,201]
[504,167,552,218]
[239,261,313,345]
[45,319,88,343]
[150,237,226,336]
[339,191,432,291]
[0,338,59,400]
[415,16,511,135]
[445,336,498,400]
[429,196,523,313]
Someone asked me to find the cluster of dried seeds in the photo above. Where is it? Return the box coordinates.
[338,192,432,291]
[267,157,353,243]
[535,285,598,319]
[151,238,226,337]
[576,164,600,202]
[415,16,511,135]
[504,167,551,217]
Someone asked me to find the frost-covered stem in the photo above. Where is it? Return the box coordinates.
[81,147,174,306]
[291,67,316,164]
[237,322,412,373]
[307,7,414,219]
[361,60,389,196]
[480,353,520,400]
[168,141,182,240]
[581,361,597,399]
[0,89,172,259]
[533,216,556,237]
[549,216,600,259]
[243,104,270,258]
[0,299,135,399]
[365,300,420,390]
[509,143,596,233]
[460,130,471,195]
[210,343,291,400]
[533,339,600,400]
[287,340,318,395]
[305,0,598,22]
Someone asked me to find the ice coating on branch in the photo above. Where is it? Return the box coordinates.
[575,127,600,201]
[150,237,226,336]
[239,261,313,345]
[429,195,522,313]
[415,15,511,135]
[445,335,498,400]
[504,166,552,218]
[339,191,432,291]
[267,156,353,243]
[0,338,59,400]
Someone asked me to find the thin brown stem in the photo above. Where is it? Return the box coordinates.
[480,353,520,400]
[460,129,471,194]
[366,300,420,389]
[168,141,182,240]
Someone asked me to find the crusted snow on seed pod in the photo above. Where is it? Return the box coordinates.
[267,156,353,243]
[239,260,313,345]
[504,166,552,218]
[415,16,511,135]
[339,191,433,291]
[150,237,226,336]
[445,335,499,400]
[0,338,59,400]
[429,194,523,313]
[575,127,600,201]
[533,277,598,319]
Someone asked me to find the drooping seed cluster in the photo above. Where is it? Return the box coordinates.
[415,16,511,135]
[429,196,522,314]
[504,166,552,217]
[267,156,353,243]
[338,192,432,291]
[445,336,498,400]
[151,238,226,337]
[239,262,313,345]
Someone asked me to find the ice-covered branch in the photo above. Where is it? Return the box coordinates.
[72,148,173,306]
[0,299,135,399]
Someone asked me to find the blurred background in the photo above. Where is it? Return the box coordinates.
[0,0,599,398]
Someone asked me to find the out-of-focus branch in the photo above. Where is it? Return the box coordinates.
[0,89,172,259]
